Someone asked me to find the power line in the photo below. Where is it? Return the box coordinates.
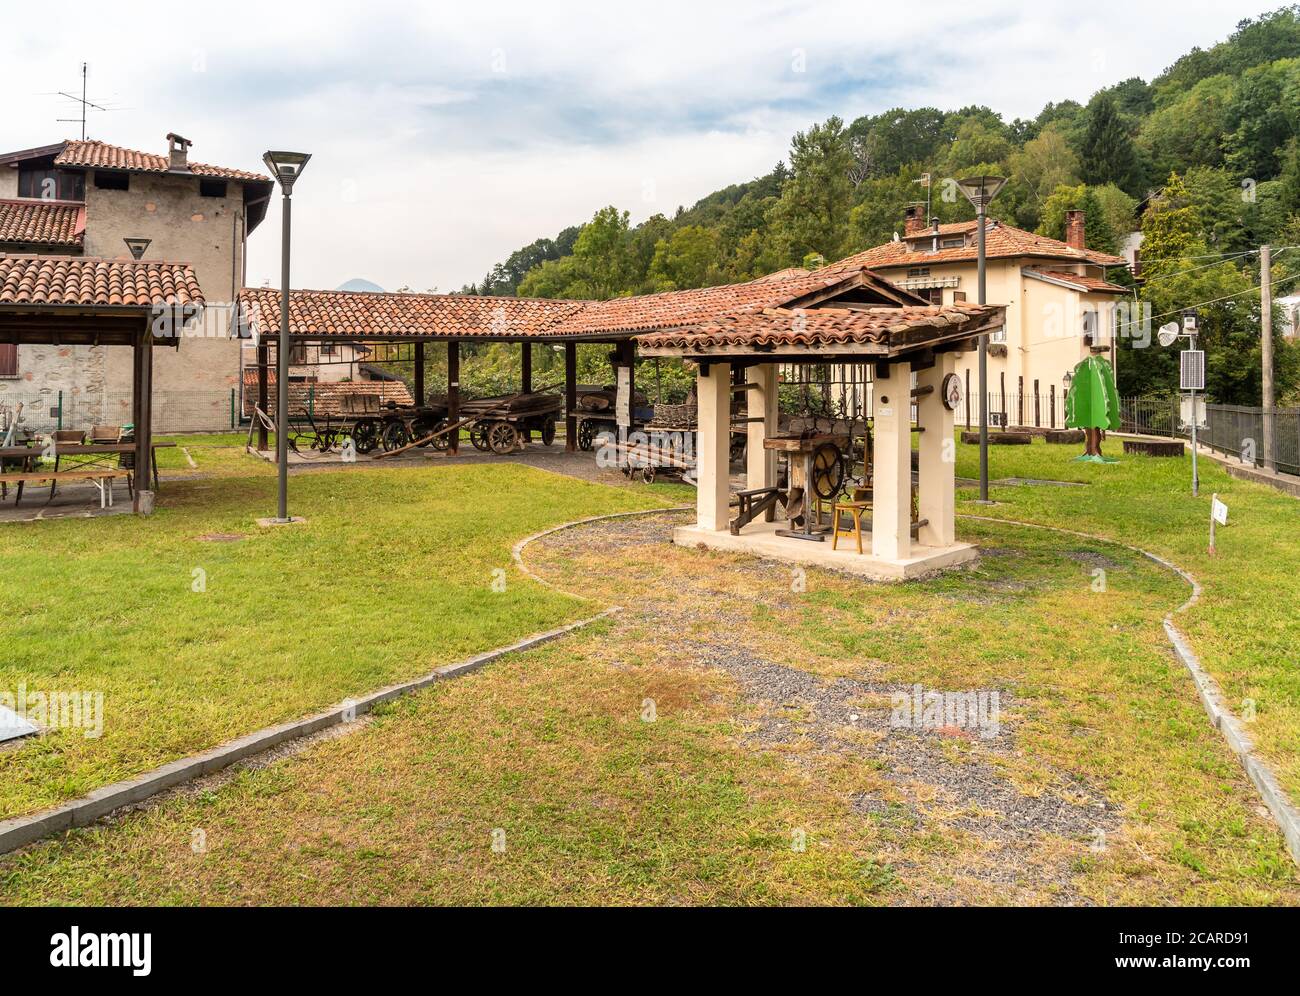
[1145,267,1300,326]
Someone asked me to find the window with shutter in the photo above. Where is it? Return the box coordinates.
[0,344,17,378]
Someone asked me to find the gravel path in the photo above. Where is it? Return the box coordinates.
[527,510,1119,903]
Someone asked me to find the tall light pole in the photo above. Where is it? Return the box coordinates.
[262,151,311,523]
[957,175,1007,503]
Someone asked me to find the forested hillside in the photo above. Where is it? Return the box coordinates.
[463,7,1300,402]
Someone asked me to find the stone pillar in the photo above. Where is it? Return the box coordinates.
[871,360,911,561]
[696,361,731,531]
[745,363,778,492]
[917,354,956,547]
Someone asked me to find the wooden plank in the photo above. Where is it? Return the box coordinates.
[447,340,460,454]
[565,341,577,453]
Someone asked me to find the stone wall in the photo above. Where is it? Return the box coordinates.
[6,158,261,431]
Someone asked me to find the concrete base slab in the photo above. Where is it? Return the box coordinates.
[673,520,978,580]
[256,516,309,527]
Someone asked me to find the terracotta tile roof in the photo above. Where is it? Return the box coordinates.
[549,269,869,336]
[636,302,1003,354]
[54,140,269,182]
[1022,267,1131,294]
[0,255,204,307]
[0,199,85,247]
[237,287,588,339]
[237,268,926,341]
[835,220,1125,269]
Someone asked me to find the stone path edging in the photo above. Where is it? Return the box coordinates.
[959,512,1300,867]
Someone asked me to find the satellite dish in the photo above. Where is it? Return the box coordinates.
[1157,322,1180,347]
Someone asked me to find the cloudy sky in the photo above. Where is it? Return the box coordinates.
[1,0,1268,293]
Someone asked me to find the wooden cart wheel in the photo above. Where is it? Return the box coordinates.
[578,420,596,451]
[427,419,452,451]
[411,415,440,447]
[812,443,845,501]
[487,421,518,455]
[351,419,380,453]
[469,424,491,451]
[380,420,410,452]
[640,465,656,485]
[540,418,556,446]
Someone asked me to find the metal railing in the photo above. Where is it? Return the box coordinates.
[0,390,240,437]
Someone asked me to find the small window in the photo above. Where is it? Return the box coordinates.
[199,179,228,198]
[18,168,84,201]
[907,267,930,278]
[941,237,964,248]
[0,343,17,377]
[94,171,130,191]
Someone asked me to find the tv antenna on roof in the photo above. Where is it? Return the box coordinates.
[52,63,117,140]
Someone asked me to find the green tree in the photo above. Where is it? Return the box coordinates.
[1003,124,1081,229]
[1080,93,1144,194]
[1140,74,1237,178]
[648,225,721,290]
[768,116,855,263]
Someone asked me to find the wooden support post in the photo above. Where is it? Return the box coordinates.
[413,342,425,408]
[256,339,269,450]
[519,341,532,442]
[564,341,577,453]
[133,325,154,513]
[447,340,460,455]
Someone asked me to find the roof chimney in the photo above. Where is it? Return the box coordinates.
[166,132,192,171]
[1065,209,1085,251]
[904,203,927,236]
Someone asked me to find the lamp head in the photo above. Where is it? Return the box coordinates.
[262,151,312,193]
[955,175,1007,210]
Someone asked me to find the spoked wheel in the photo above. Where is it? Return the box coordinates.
[812,443,845,501]
[351,419,380,454]
[380,420,411,452]
[469,424,492,451]
[487,421,518,455]
[640,465,656,484]
[540,418,556,446]
[411,415,440,447]
[427,419,452,452]
[578,420,596,451]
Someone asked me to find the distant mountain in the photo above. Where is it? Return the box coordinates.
[335,277,385,293]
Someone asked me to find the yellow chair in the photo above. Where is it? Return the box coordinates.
[831,500,871,554]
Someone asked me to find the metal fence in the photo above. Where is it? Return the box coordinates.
[964,392,1067,431]
[0,390,241,438]
[1110,394,1300,478]
[1202,405,1300,477]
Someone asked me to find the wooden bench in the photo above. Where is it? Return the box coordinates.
[0,469,127,508]
[960,430,1033,445]
[1123,439,1184,457]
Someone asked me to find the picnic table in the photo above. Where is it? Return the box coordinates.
[0,441,175,504]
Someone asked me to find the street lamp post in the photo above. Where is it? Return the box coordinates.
[956,175,1007,504]
[262,151,311,523]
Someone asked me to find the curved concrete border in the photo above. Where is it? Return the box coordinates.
[959,512,1300,866]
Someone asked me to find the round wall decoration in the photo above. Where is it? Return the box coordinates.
[941,373,963,411]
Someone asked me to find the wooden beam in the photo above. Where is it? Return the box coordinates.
[133,324,154,513]
[413,341,425,407]
[447,340,460,454]
[564,341,577,453]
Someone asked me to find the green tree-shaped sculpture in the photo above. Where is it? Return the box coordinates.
[1065,355,1121,461]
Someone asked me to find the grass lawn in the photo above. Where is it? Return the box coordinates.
[0,446,676,818]
[952,438,1300,805]
[0,436,1296,905]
